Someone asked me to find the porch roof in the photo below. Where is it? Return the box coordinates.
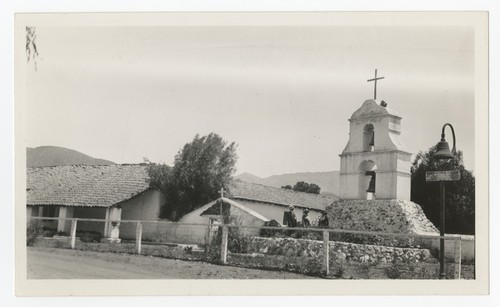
[27,164,150,207]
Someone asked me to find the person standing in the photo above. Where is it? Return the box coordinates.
[283,205,297,227]
[302,208,311,228]
[318,211,329,227]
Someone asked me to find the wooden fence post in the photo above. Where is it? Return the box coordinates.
[454,238,462,280]
[323,230,330,276]
[70,220,77,249]
[136,222,143,254]
[220,225,228,264]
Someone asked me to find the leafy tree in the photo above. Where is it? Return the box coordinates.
[282,181,321,194]
[411,145,475,234]
[147,133,238,220]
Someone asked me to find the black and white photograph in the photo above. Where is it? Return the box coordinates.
[12,11,489,296]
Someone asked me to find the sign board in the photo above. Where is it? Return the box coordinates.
[425,170,461,182]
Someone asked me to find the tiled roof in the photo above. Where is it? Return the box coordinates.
[27,164,150,207]
[228,180,338,211]
[27,164,338,211]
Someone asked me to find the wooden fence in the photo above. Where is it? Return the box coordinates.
[27,216,464,278]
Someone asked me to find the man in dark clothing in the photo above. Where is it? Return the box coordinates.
[318,211,329,227]
[302,208,311,228]
[283,205,297,227]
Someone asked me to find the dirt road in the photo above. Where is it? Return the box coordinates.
[28,247,314,279]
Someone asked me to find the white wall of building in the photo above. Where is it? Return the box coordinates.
[235,199,322,226]
[118,190,165,239]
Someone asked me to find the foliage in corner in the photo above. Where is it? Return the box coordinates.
[411,145,475,234]
[26,26,39,71]
[27,220,42,246]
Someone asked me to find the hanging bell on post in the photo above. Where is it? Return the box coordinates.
[434,136,454,160]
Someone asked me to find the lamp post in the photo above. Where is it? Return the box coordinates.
[433,123,456,279]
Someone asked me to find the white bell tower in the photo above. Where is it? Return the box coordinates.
[339,99,412,200]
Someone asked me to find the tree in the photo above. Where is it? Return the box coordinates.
[26,26,39,71]
[282,181,321,194]
[411,145,475,234]
[147,133,238,220]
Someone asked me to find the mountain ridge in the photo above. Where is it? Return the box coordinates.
[235,170,340,196]
[27,146,115,167]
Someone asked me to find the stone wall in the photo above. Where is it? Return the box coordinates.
[244,237,432,264]
[326,199,438,235]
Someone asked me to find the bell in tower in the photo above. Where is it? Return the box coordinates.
[369,132,375,147]
[365,171,376,193]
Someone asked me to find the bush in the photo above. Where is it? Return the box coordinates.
[77,230,103,243]
[302,257,323,275]
[259,220,283,237]
[204,228,222,263]
[331,259,346,278]
[385,264,403,279]
[27,221,42,246]
[41,226,57,238]
[228,232,250,254]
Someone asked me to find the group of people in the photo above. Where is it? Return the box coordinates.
[282,205,329,228]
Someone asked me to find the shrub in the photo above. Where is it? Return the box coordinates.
[77,230,103,243]
[358,262,373,279]
[333,260,346,278]
[184,246,193,254]
[204,228,222,263]
[27,221,42,246]
[302,257,323,275]
[41,226,57,238]
[259,220,283,237]
[228,233,250,254]
[385,264,403,279]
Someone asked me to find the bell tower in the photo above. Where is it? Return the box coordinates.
[339,99,412,200]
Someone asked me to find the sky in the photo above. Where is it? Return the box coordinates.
[26,25,474,178]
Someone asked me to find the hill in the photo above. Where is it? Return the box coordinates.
[235,171,340,196]
[27,146,115,167]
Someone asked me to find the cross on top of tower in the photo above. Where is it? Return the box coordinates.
[219,187,225,199]
[367,69,385,100]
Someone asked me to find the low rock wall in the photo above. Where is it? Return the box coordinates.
[245,237,432,264]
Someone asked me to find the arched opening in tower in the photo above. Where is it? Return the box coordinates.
[363,124,375,152]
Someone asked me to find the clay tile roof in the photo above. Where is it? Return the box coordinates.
[228,180,338,211]
[27,164,150,207]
